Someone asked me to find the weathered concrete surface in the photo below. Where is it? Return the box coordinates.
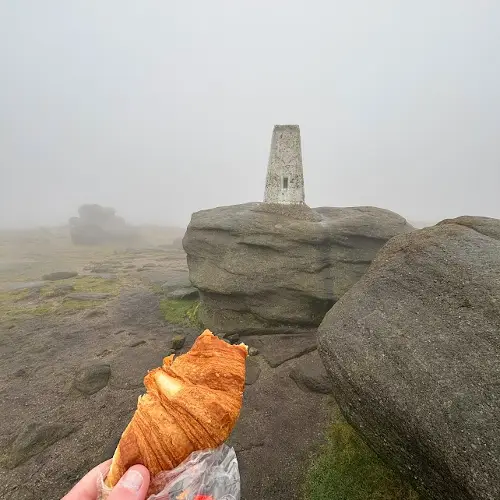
[264,125,305,205]
[318,216,500,500]
[184,202,413,335]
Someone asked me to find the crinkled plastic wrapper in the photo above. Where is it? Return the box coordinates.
[98,444,240,500]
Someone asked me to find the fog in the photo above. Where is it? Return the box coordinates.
[1,1,499,229]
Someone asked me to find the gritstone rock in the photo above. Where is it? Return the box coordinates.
[184,202,413,335]
[318,216,500,500]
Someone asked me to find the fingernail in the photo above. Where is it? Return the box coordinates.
[121,469,143,492]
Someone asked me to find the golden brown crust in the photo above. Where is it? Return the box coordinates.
[104,329,247,491]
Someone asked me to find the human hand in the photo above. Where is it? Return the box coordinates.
[62,459,150,500]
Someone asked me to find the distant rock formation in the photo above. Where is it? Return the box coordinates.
[69,204,139,246]
[318,216,500,500]
[183,202,413,335]
[170,236,185,250]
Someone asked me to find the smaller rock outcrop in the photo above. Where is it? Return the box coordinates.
[289,351,332,394]
[5,281,46,292]
[69,204,139,246]
[171,334,186,350]
[42,271,77,281]
[3,423,74,469]
[159,271,192,294]
[73,363,111,395]
[245,358,261,386]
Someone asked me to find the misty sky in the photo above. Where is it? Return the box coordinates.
[1,1,499,228]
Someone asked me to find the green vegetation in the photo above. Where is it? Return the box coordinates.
[0,275,124,322]
[0,291,55,320]
[0,289,47,321]
[39,275,123,299]
[160,299,202,328]
[0,289,30,303]
[150,283,164,295]
[186,301,200,326]
[304,409,419,500]
[60,299,104,313]
[74,275,122,294]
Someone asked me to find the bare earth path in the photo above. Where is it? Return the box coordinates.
[0,232,331,500]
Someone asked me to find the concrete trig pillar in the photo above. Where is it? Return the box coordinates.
[264,124,305,204]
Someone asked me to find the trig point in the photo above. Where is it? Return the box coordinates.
[264,124,305,204]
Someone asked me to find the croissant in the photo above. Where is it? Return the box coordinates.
[104,329,247,494]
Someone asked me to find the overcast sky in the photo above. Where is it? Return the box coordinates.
[1,1,499,228]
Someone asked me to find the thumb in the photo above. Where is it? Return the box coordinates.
[108,465,150,500]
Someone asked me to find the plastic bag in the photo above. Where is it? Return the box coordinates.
[99,444,240,500]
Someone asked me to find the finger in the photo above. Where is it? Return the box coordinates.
[108,465,150,500]
[62,459,112,500]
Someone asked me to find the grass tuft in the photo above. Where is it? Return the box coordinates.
[60,299,104,312]
[150,283,164,295]
[0,289,30,303]
[0,275,124,323]
[160,299,202,328]
[304,409,419,500]
[72,275,121,294]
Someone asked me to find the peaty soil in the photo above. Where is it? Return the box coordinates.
[0,247,331,500]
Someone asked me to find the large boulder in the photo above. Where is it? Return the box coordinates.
[183,202,413,335]
[318,216,500,500]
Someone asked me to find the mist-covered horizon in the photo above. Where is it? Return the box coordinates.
[1,1,499,229]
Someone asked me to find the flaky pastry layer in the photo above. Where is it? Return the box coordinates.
[104,329,247,493]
